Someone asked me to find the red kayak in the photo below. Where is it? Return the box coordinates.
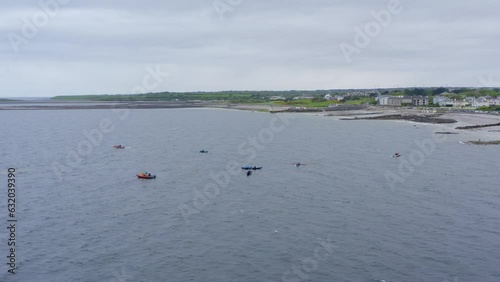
[137,174,156,179]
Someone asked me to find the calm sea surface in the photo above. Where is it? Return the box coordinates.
[0,108,499,282]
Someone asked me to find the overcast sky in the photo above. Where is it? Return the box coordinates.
[1,0,499,97]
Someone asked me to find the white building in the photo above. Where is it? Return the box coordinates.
[490,97,500,106]
[435,96,452,107]
[333,95,344,101]
[377,96,390,105]
[472,97,490,107]
[433,95,449,105]
[293,96,315,100]
[451,99,470,107]
[324,94,344,101]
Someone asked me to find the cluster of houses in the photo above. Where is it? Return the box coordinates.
[269,90,500,109]
[433,93,500,107]
[323,90,380,101]
[376,93,500,108]
[339,90,381,97]
[269,90,381,101]
[269,95,321,101]
[323,94,345,101]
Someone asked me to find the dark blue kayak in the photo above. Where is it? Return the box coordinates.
[241,166,262,170]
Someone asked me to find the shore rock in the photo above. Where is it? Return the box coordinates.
[456,122,500,130]
[341,114,457,124]
[465,140,500,145]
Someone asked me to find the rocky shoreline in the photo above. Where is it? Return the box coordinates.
[340,114,457,124]
[464,140,500,145]
[270,108,323,113]
[455,122,500,130]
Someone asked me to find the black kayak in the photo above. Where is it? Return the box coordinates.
[241,166,262,170]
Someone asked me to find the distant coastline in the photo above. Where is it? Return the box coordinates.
[2,99,500,144]
[0,100,214,111]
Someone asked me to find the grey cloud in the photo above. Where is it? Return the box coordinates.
[1,0,500,96]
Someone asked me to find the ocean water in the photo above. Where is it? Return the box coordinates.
[0,108,499,282]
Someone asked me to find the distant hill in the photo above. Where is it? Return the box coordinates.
[52,87,500,102]
[52,90,348,102]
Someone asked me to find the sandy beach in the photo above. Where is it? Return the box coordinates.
[434,113,500,142]
[320,107,500,142]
